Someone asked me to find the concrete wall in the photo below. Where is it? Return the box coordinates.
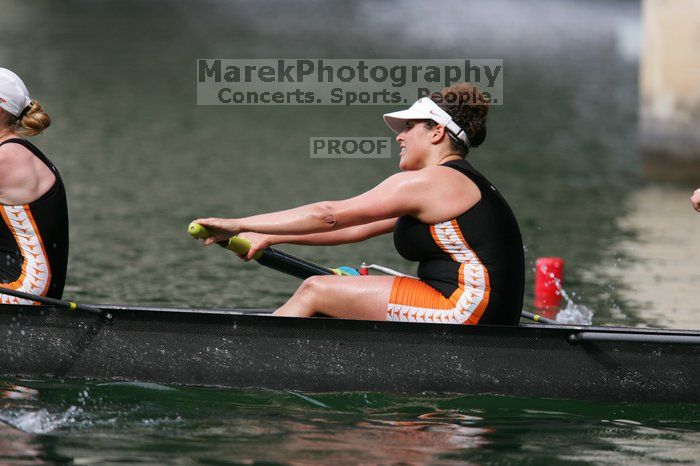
[640,0,700,181]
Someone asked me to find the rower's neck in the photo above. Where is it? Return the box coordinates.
[437,154,462,165]
[0,128,18,143]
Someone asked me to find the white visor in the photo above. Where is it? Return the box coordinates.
[0,68,32,117]
[383,97,469,147]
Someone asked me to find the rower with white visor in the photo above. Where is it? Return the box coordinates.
[383,96,471,149]
[194,83,525,325]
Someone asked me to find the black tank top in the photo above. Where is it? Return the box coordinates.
[0,138,69,302]
[393,159,524,325]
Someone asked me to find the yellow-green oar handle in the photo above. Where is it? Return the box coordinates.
[187,222,262,259]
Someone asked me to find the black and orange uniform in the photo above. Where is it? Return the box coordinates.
[389,158,524,325]
[0,138,69,303]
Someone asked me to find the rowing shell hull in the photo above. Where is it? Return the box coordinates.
[0,304,698,402]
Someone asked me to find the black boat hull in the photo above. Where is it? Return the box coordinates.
[0,304,698,402]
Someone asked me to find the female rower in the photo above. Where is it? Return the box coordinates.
[0,68,69,303]
[195,83,524,325]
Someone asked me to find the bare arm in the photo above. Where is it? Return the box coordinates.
[268,218,397,246]
[244,171,425,233]
[233,218,397,260]
[195,171,429,244]
[194,166,479,244]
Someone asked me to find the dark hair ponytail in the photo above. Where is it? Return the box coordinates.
[429,83,489,156]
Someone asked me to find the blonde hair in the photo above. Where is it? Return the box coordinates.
[0,100,51,137]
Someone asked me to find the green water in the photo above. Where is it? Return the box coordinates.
[1,0,698,464]
[2,379,699,465]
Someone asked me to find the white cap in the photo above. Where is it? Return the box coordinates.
[0,68,32,117]
[383,97,469,147]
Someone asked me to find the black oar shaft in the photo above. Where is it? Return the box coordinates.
[521,311,557,324]
[258,248,334,279]
[0,286,110,319]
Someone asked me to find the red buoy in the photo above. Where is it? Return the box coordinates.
[534,257,564,314]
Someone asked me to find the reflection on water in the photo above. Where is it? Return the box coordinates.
[0,382,70,465]
[564,420,700,464]
[0,378,698,465]
[0,423,44,466]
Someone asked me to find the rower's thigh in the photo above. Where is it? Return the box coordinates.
[304,275,395,321]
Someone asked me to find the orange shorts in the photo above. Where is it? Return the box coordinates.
[386,276,489,325]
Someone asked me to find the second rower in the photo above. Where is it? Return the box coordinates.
[0,68,69,303]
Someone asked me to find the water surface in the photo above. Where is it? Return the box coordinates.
[1,379,698,465]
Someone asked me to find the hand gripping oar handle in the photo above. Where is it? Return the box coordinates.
[188,222,263,258]
[188,222,336,279]
[0,286,114,322]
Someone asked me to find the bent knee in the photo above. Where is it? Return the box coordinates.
[296,275,336,296]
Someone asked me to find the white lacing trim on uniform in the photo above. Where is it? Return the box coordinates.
[0,205,51,304]
[386,219,490,324]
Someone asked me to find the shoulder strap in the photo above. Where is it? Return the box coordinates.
[0,137,25,148]
[442,159,492,189]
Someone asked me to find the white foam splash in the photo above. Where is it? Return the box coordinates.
[0,406,82,434]
[556,300,594,325]
[541,270,595,325]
